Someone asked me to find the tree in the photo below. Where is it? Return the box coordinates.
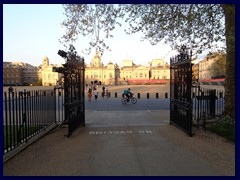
[60,4,235,119]
[59,4,125,56]
[210,52,226,77]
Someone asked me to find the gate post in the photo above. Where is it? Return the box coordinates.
[209,89,216,117]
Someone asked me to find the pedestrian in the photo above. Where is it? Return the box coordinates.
[102,91,105,99]
[105,86,109,98]
[94,88,98,101]
[8,86,13,93]
[102,86,105,98]
[88,88,92,102]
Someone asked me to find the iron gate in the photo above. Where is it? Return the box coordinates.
[55,45,85,137]
[170,45,193,136]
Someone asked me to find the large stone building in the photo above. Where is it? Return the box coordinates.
[3,50,226,87]
[41,56,63,86]
[3,61,39,86]
[85,51,120,85]
[3,62,23,85]
[118,58,170,84]
[149,59,170,80]
[198,52,225,80]
[192,63,199,81]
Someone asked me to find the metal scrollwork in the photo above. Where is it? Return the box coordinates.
[57,45,85,137]
[170,45,193,136]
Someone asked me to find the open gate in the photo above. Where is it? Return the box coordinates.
[55,45,85,137]
[170,45,193,136]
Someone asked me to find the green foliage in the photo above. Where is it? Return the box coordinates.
[60,4,235,118]
[206,115,235,142]
[60,4,125,56]
[60,4,226,57]
[3,125,45,149]
[122,4,225,55]
[210,53,226,77]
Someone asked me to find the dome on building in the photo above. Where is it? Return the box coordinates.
[42,55,49,67]
[43,55,49,61]
[91,50,102,67]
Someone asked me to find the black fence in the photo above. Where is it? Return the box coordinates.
[192,87,225,129]
[3,89,64,155]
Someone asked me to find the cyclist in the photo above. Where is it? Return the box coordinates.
[122,88,133,102]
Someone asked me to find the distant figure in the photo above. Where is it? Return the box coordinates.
[105,86,109,98]
[102,91,105,99]
[88,88,92,102]
[94,88,98,102]
[8,86,13,93]
[102,86,105,98]
[122,88,133,102]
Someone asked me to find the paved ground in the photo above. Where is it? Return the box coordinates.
[3,108,235,176]
[3,85,233,176]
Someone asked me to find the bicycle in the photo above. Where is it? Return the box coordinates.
[121,95,137,104]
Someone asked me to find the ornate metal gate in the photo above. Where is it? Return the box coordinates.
[55,45,85,137]
[170,45,193,136]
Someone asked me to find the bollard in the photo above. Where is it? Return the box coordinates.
[192,92,195,98]
[209,90,216,117]
[137,93,140,99]
[156,93,159,99]
[147,93,149,99]
[219,92,223,98]
[165,92,168,99]
[115,92,117,98]
[108,92,111,98]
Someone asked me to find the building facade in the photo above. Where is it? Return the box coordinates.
[3,62,23,85]
[3,61,39,86]
[41,56,63,86]
[198,52,221,80]
[192,63,199,81]
[85,51,120,85]
[6,51,226,87]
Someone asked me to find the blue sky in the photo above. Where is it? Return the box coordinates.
[3,4,179,67]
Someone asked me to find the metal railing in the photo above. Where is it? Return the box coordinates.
[192,87,225,129]
[3,88,64,155]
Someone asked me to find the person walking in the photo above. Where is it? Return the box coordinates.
[102,86,105,99]
[8,86,13,93]
[105,86,109,98]
[88,88,92,102]
[93,88,98,102]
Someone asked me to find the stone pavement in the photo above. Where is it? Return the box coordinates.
[3,109,235,176]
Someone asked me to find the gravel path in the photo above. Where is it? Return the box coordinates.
[159,126,235,176]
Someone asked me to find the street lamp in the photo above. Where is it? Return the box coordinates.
[58,50,67,59]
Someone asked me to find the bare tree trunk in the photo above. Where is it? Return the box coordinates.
[222,4,235,119]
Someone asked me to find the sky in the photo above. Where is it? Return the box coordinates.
[3,4,182,67]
